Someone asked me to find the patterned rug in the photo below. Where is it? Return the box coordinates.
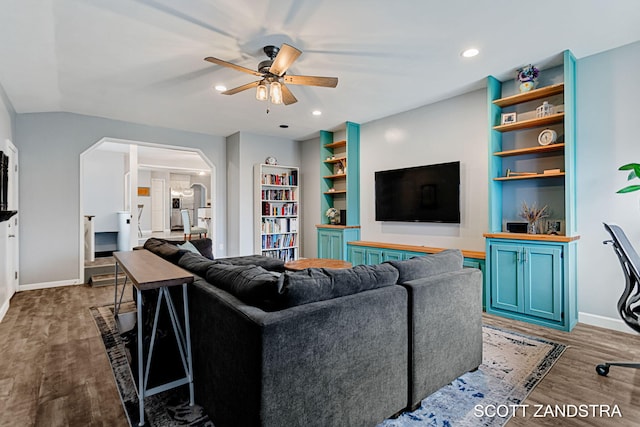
[90,303,213,426]
[378,324,567,427]
[91,304,565,427]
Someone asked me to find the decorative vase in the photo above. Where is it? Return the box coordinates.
[527,222,537,234]
[519,81,535,93]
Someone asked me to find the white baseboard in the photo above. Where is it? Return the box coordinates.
[19,278,83,292]
[0,297,10,322]
[578,312,635,334]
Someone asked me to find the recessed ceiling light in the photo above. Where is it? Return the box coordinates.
[312,110,322,116]
[461,48,479,58]
[214,85,227,92]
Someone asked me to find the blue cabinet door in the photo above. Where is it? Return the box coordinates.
[490,242,522,313]
[383,250,404,261]
[318,230,342,259]
[523,245,563,321]
[366,248,384,265]
[349,246,366,266]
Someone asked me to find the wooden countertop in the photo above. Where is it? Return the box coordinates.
[316,224,361,229]
[348,241,485,260]
[483,232,580,242]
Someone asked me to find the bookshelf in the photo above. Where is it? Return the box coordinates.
[254,163,300,261]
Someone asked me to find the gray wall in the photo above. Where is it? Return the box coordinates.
[15,112,226,286]
[575,41,640,327]
[0,82,15,320]
[300,135,321,258]
[83,150,125,232]
[226,132,301,256]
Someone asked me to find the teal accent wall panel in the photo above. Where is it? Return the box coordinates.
[345,122,360,226]
[487,76,503,233]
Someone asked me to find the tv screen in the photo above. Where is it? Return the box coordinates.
[375,161,460,223]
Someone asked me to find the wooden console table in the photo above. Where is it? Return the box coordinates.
[113,250,195,426]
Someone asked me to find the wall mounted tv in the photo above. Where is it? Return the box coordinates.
[375,161,460,223]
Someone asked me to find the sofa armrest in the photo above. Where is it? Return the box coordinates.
[401,268,483,408]
[190,281,408,427]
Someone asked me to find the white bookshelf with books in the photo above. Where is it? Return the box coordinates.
[254,163,300,261]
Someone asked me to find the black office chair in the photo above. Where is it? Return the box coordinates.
[596,223,640,376]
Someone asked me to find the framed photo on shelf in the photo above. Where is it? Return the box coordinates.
[501,112,517,125]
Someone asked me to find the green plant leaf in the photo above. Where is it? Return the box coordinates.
[617,185,640,193]
[619,163,640,179]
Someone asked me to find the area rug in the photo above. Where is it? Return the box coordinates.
[378,324,567,427]
[91,303,566,427]
[90,303,213,426]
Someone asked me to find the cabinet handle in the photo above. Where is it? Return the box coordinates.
[523,248,528,263]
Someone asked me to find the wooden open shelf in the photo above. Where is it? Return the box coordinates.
[324,139,346,149]
[324,190,347,195]
[493,83,564,108]
[494,113,564,132]
[494,143,565,157]
[494,172,565,181]
[324,156,347,164]
[323,173,347,179]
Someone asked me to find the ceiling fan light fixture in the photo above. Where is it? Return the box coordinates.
[256,81,268,101]
[270,81,283,105]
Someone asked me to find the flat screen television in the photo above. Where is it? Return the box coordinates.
[375,161,460,223]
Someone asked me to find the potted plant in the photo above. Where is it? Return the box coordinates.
[325,207,339,225]
[617,163,640,194]
[516,64,539,93]
[520,201,549,234]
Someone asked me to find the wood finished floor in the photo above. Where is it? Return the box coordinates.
[1,285,640,426]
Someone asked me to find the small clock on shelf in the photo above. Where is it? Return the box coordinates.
[265,156,278,165]
[538,129,557,146]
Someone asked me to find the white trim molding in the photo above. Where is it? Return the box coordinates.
[578,311,635,334]
[19,278,83,292]
[0,297,9,322]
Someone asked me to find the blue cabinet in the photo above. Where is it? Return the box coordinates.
[486,238,576,330]
[318,227,360,260]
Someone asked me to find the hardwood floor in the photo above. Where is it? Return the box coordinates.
[1,285,640,426]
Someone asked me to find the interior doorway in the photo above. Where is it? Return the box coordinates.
[79,137,215,281]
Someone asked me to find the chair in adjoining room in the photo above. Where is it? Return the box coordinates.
[596,223,640,376]
[181,209,207,240]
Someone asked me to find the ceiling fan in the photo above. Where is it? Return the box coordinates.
[204,43,338,105]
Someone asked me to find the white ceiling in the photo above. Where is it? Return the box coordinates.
[1,0,639,141]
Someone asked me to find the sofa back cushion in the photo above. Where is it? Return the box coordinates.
[204,263,284,309]
[280,263,399,308]
[386,249,463,284]
[143,237,187,263]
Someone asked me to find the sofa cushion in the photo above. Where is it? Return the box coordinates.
[386,249,463,284]
[143,237,187,263]
[221,255,285,272]
[204,263,284,308]
[143,237,214,260]
[280,263,399,308]
[178,251,232,278]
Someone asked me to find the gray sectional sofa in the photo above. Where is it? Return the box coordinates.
[143,238,482,427]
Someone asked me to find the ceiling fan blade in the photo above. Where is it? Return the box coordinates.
[269,44,302,77]
[222,80,260,95]
[281,84,298,105]
[283,75,338,88]
[204,57,262,77]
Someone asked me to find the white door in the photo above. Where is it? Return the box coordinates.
[151,179,165,232]
[5,140,18,292]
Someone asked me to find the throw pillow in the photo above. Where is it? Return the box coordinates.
[205,263,284,309]
[177,241,200,255]
[280,263,399,308]
[143,237,186,263]
[386,249,463,284]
